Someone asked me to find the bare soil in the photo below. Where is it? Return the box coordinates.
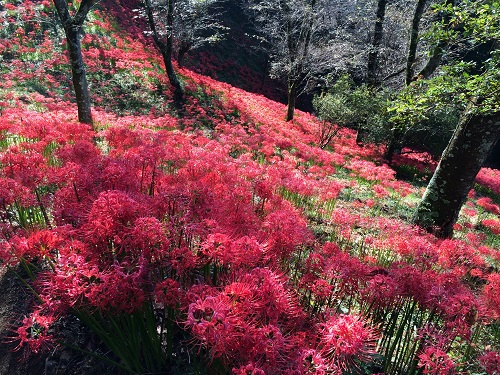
[0,267,116,375]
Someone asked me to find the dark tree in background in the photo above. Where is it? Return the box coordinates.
[405,0,428,85]
[144,0,184,102]
[53,0,95,127]
[367,0,387,86]
[142,0,226,102]
[415,0,456,80]
[248,0,321,121]
[174,0,227,67]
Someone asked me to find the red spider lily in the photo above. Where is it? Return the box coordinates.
[318,313,378,371]
[481,219,500,235]
[262,203,314,262]
[476,197,500,215]
[232,363,266,375]
[296,348,332,375]
[417,347,456,375]
[363,273,401,308]
[81,190,142,248]
[481,273,500,320]
[479,350,500,375]
[185,294,252,363]
[476,168,500,195]
[436,239,486,272]
[154,278,182,308]
[12,309,57,355]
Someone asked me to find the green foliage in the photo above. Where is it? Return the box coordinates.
[313,75,392,144]
[391,0,500,119]
[389,80,460,158]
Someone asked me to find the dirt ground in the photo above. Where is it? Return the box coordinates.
[0,267,116,375]
[0,267,45,375]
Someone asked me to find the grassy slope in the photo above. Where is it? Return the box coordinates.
[1,1,500,374]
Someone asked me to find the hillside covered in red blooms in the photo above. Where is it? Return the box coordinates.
[1,1,500,374]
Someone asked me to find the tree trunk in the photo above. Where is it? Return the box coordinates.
[412,107,500,238]
[384,128,402,163]
[144,0,183,103]
[161,50,183,103]
[286,81,297,122]
[415,0,455,80]
[53,0,94,127]
[164,0,183,103]
[177,42,191,67]
[405,0,428,85]
[281,0,317,122]
[367,0,387,86]
[66,26,93,125]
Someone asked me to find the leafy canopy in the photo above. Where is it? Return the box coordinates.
[390,0,500,126]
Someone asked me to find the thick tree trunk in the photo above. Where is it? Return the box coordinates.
[412,108,500,238]
[405,0,428,85]
[66,26,93,125]
[367,0,387,86]
[282,0,317,122]
[161,50,183,103]
[53,0,94,127]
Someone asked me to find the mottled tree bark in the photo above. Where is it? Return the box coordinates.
[367,0,387,86]
[405,0,428,85]
[413,107,500,238]
[53,0,94,127]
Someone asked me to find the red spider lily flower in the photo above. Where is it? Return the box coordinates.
[13,309,56,354]
[232,363,266,375]
[481,219,500,235]
[476,168,500,196]
[262,204,313,261]
[200,232,232,264]
[363,273,400,308]
[154,278,182,308]
[250,324,289,370]
[185,294,249,362]
[318,313,378,371]
[81,190,141,247]
[124,217,171,262]
[476,197,500,215]
[481,273,500,320]
[417,347,456,375]
[479,350,500,375]
[297,348,332,375]
[238,268,306,328]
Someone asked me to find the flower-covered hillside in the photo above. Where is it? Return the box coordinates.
[1,1,500,375]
